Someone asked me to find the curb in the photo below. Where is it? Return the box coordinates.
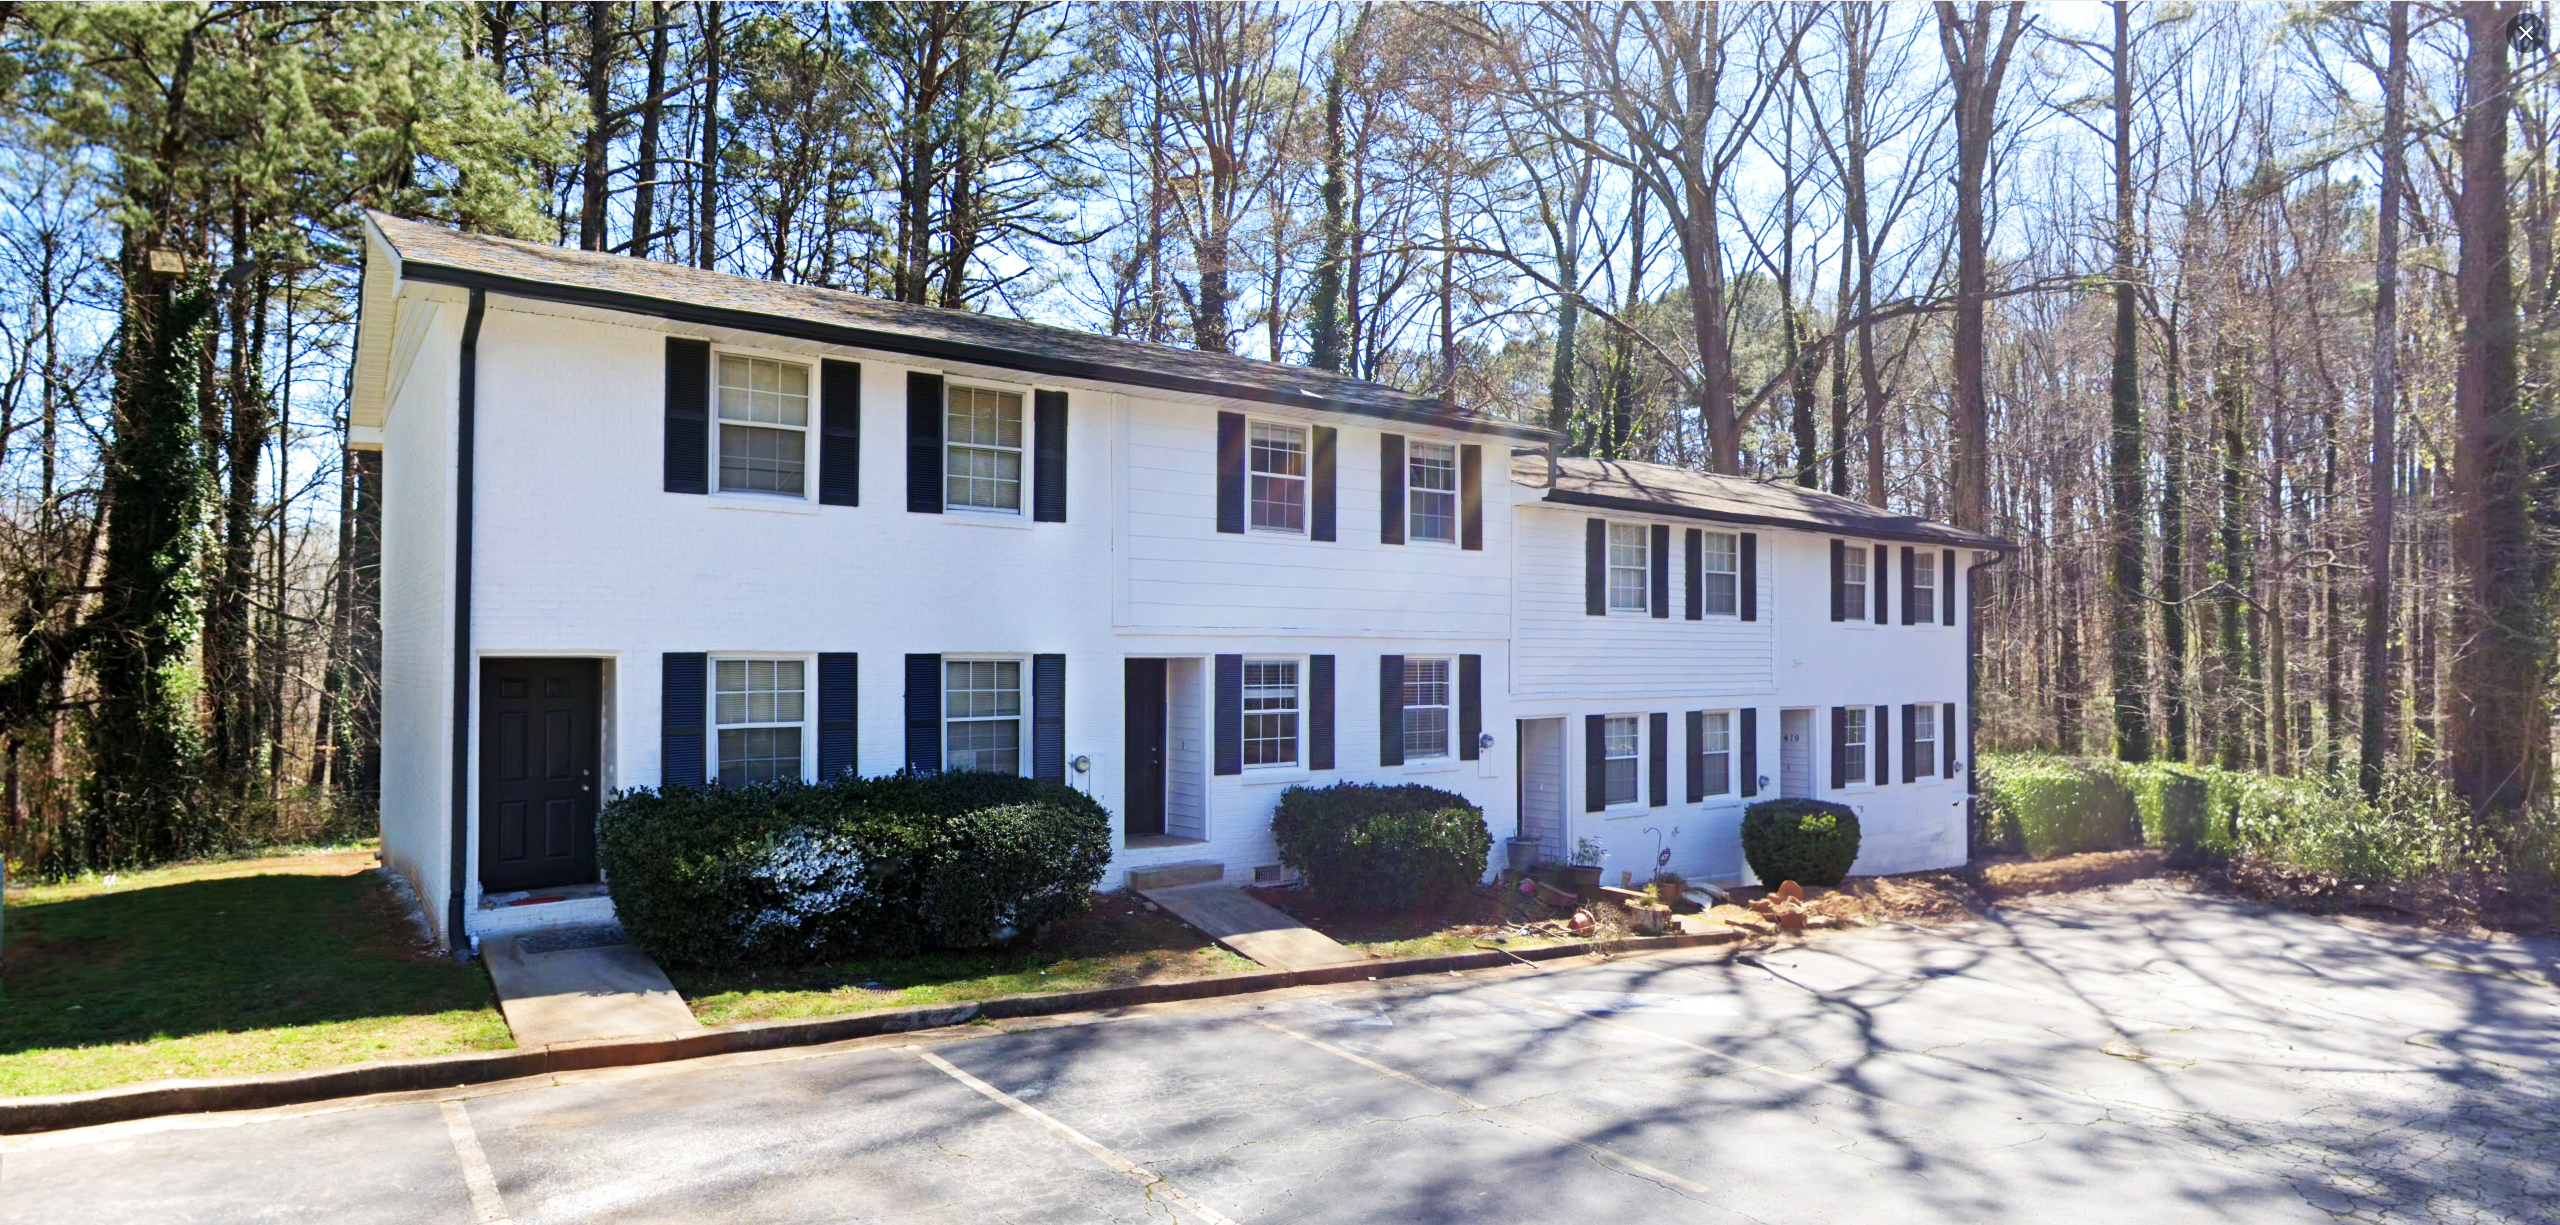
[0,928,1741,1136]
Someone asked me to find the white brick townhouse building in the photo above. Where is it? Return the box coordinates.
[352,213,2007,950]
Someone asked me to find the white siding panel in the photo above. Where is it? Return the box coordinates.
[1511,506,1776,698]
[377,293,462,945]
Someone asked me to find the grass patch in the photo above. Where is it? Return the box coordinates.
[0,845,511,1097]
[670,892,1258,1026]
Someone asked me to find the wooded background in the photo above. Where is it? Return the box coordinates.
[0,2,2551,877]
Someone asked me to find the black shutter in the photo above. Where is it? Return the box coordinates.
[1944,702,1959,777]
[663,338,709,495]
[1033,390,1067,522]
[1943,548,1959,626]
[1684,529,1703,621]
[1380,434,1406,544]
[1830,706,1848,790]
[1585,714,1608,812]
[1214,654,1243,776]
[1649,524,1671,618]
[1873,544,1890,624]
[817,653,857,780]
[1740,708,1759,797]
[903,654,941,772]
[1457,654,1481,760]
[1460,443,1484,551]
[1875,704,1892,785]
[819,359,861,506]
[1685,711,1706,803]
[1311,425,1338,542]
[1902,546,1918,624]
[1309,654,1336,770]
[1648,712,1668,806]
[1378,654,1405,766]
[1215,411,1246,534]
[660,652,706,788]
[1830,539,1846,621]
[1902,702,1919,783]
[1741,533,1758,621]
[906,372,944,514]
[1033,654,1066,782]
[1586,519,1608,616]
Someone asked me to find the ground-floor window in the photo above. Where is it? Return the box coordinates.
[1402,657,1452,760]
[715,657,806,784]
[1911,704,1937,778]
[1603,715,1640,805]
[945,658,1023,774]
[1841,706,1869,785]
[1700,710,1732,796]
[1243,658,1300,767]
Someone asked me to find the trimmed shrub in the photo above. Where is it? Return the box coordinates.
[2116,761,2239,864]
[1978,756,2139,858]
[1740,798,1862,887]
[1271,782,1491,911]
[597,772,1110,968]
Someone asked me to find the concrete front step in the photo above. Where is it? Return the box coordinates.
[1139,883,1366,972]
[1127,861,1225,890]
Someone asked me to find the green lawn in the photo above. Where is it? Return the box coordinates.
[0,848,512,1097]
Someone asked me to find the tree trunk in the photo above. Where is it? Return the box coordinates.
[2104,2,2150,762]
[1935,1,2026,533]
[2358,2,2407,796]
[631,1,669,259]
[579,1,617,251]
[697,0,721,271]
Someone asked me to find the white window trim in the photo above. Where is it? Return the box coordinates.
[1405,439,1461,547]
[1601,712,1645,812]
[943,377,1035,519]
[1241,655,1304,771]
[942,654,1030,777]
[1838,706,1873,791]
[1698,708,1736,800]
[1839,540,1874,631]
[707,653,816,785]
[1699,531,1741,619]
[1912,553,1941,629]
[1246,419,1312,537]
[1401,655,1456,764]
[1605,522,1650,616]
[1911,705,1939,780]
[709,346,818,504]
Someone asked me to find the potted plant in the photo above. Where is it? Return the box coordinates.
[1503,834,1543,873]
[1560,837,1606,895]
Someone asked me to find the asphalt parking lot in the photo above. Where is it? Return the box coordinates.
[4,884,2553,1224]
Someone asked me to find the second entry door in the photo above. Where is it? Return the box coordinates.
[1123,659,1168,839]
[1779,709,1814,799]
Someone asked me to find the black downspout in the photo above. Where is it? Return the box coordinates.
[448,288,485,959]
[1965,547,2006,861]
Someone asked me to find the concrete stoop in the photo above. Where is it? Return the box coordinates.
[481,925,701,1047]
[1139,882,1367,971]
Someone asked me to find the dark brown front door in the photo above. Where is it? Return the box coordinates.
[1123,658,1167,839]
[480,658,601,892]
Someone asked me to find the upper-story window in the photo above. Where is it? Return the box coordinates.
[1249,422,1308,533]
[945,658,1023,773]
[1913,550,1937,620]
[1840,543,1869,618]
[1911,704,1938,778]
[1402,657,1452,760]
[717,355,809,497]
[1840,706,1869,785]
[946,385,1024,513]
[1701,531,1739,616]
[1408,441,1459,543]
[1607,522,1649,612]
[715,657,806,784]
[1243,658,1300,766]
[1602,715,1640,805]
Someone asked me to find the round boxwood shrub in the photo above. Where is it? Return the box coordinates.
[1271,782,1491,912]
[1740,798,1862,888]
[597,771,1111,968]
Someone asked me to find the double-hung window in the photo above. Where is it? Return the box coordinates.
[1408,441,1459,543]
[944,659,1023,774]
[1603,716,1641,806]
[715,658,806,784]
[1840,543,1868,619]
[1701,531,1739,616]
[946,385,1025,513]
[717,355,809,497]
[1402,657,1452,760]
[1700,711,1733,796]
[1607,523,1649,612]
[1243,659,1300,767]
[1841,707,1869,785]
[1912,551,1937,621]
[1248,423,1307,533]
[1911,704,1937,778]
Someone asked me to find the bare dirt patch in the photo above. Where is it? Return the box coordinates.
[1972,848,2170,901]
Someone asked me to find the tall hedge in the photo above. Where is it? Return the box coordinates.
[597,772,1111,968]
[1271,782,1490,911]
[1977,756,2140,858]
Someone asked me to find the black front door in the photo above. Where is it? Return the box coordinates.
[1123,658,1167,839]
[480,658,601,892]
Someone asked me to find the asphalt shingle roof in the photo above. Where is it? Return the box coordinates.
[1515,453,2011,549]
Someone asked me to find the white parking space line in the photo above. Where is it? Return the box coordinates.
[908,1046,1241,1225]
[439,1100,513,1225]
[1247,1017,1730,1206]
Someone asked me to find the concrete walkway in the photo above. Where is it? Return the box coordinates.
[1139,882,1367,971]
[481,926,700,1047]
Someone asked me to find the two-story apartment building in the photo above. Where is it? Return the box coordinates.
[354,213,2005,950]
